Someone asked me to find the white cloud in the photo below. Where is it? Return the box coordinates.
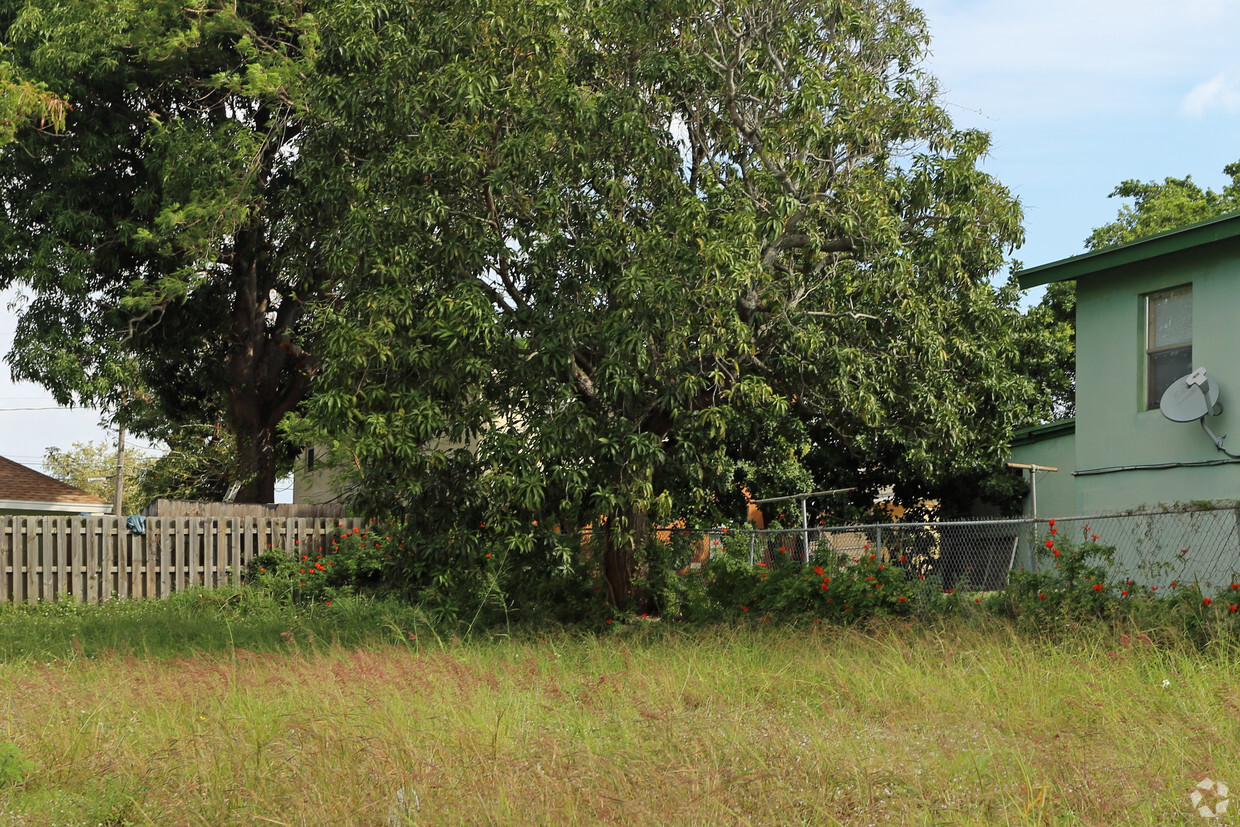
[920,0,1240,124]
[1183,72,1240,117]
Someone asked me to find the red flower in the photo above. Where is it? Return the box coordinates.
[1091,534,1098,541]
[1092,584,1103,592]
[1151,586,1158,591]
[1048,519,1056,527]
[1050,527,1057,535]
[1038,593,1046,600]
[1230,605,1239,613]
[898,596,907,603]
[1121,590,1129,597]
[944,589,953,595]
[741,605,749,612]
[1045,540,1055,549]
[758,561,767,568]
[1053,550,1061,557]
[899,556,907,563]
[1180,548,1189,556]
[1204,597,1214,606]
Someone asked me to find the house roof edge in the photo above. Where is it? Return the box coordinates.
[1017,211,1240,289]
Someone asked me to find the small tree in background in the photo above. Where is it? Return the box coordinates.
[42,441,154,515]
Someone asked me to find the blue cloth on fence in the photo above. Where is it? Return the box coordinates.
[126,514,147,535]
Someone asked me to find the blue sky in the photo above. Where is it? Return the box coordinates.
[4,0,1240,487]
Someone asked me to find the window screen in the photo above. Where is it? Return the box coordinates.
[1146,285,1192,409]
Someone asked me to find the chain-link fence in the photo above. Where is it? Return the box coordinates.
[1044,506,1240,594]
[701,503,1240,595]
[705,518,1032,592]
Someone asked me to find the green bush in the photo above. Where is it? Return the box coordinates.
[699,526,915,623]
[244,522,394,604]
[1001,521,1121,624]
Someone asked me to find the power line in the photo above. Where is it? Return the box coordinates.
[0,406,94,412]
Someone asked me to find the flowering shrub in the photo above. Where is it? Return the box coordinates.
[245,523,394,603]
[1003,524,1120,623]
[700,527,914,623]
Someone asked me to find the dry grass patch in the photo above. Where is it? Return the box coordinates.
[1,620,1238,824]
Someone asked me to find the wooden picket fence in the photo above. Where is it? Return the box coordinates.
[0,515,365,604]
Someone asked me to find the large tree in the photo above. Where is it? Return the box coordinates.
[1032,162,1240,417]
[0,0,320,502]
[300,0,1046,606]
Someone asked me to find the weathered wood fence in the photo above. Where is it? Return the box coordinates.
[0,515,364,604]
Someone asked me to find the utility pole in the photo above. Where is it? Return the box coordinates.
[113,426,125,516]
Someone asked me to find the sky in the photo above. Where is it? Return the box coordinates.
[4,0,1240,490]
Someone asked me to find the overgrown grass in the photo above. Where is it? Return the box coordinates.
[0,587,431,662]
[2,598,1239,824]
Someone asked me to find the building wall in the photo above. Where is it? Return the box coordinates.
[1074,238,1240,513]
[292,447,346,506]
[1009,424,1076,520]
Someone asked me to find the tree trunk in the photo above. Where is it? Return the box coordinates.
[226,221,312,504]
[602,505,651,609]
[232,414,279,503]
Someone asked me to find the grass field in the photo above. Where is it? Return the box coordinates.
[1,594,1239,824]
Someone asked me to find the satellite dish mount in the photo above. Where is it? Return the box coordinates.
[1160,367,1239,457]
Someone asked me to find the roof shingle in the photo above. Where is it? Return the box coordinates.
[0,455,110,506]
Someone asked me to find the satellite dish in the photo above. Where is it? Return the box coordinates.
[1160,367,1221,423]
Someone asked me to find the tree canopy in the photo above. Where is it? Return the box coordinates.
[1,0,1059,607]
[298,0,1048,606]
[0,0,319,502]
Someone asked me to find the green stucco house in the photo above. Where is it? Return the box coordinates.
[1011,212,1240,518]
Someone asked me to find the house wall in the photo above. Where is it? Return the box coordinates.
[1009,425,1076,520]
[1074,237,1240,513]
[292,447,343,506]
